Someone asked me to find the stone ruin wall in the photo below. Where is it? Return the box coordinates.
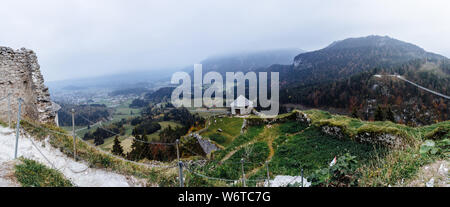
[0,46,57,124]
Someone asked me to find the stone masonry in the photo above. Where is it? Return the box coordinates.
[0,46,58,124]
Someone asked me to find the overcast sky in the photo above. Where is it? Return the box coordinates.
[1,0,450,81]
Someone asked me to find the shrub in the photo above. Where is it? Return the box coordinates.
[308,153,359,187]
[420,139,450,156]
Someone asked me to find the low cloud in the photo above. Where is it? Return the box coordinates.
[1,0,449,81]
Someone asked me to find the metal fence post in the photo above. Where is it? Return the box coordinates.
[176,139,180,162]
[14,98,22,159]
[7,92,11,128]
[178,161,184,187]
[241,158,246,187]
[301,168,304,187]
[266,161,270,187]
[176,139,184,187]
[72,109,76,160]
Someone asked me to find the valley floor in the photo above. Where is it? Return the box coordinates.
[0,126,145,187]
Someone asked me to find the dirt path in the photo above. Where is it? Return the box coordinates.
[245,126,310,179]
[287,127,308,137]
[245,126,278,178]
[219,140,257,164]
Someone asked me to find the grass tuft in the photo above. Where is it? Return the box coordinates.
[15,158,73,187]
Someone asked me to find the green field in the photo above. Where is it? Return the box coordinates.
[74,98,188,154]
[71,98,143,152]
[69,98,141,136]
[112,99,141,119]
[92,121,182,153]
[200,117,244,147]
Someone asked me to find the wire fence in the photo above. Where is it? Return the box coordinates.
[0,95,306,187]
[183,161,270,187]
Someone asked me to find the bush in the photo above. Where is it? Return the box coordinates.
[420,139,450,156]
[308,153,359,187]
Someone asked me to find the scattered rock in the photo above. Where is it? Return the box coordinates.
[321,125,345,140]
[402,160,449,187]
[425,178,434,187]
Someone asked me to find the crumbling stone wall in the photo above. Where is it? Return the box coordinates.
[354,132,404,148]
[318,122,407,148]
[246,110,311,126]
[0,46,56,124]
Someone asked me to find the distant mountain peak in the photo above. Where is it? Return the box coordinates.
[293,35,446,68]
[285,35,448,86]
[325,35,424,51]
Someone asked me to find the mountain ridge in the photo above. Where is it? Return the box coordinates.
[276,35,449,125]
[283,35,448,86]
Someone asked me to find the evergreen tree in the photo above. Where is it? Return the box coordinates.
[374,105,386,121]
[351,108,359,118]
[94,136,104,146]
[386,106,395,123]
[127,135,148,161]
[112,136,124,156]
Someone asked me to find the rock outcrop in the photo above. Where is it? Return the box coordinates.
[0,46,57,124]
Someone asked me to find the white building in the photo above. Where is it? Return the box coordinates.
[230,95,253,115]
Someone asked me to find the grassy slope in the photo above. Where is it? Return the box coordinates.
[188,109,449,186]
[201,117,244,147]
[13,107,448,187]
